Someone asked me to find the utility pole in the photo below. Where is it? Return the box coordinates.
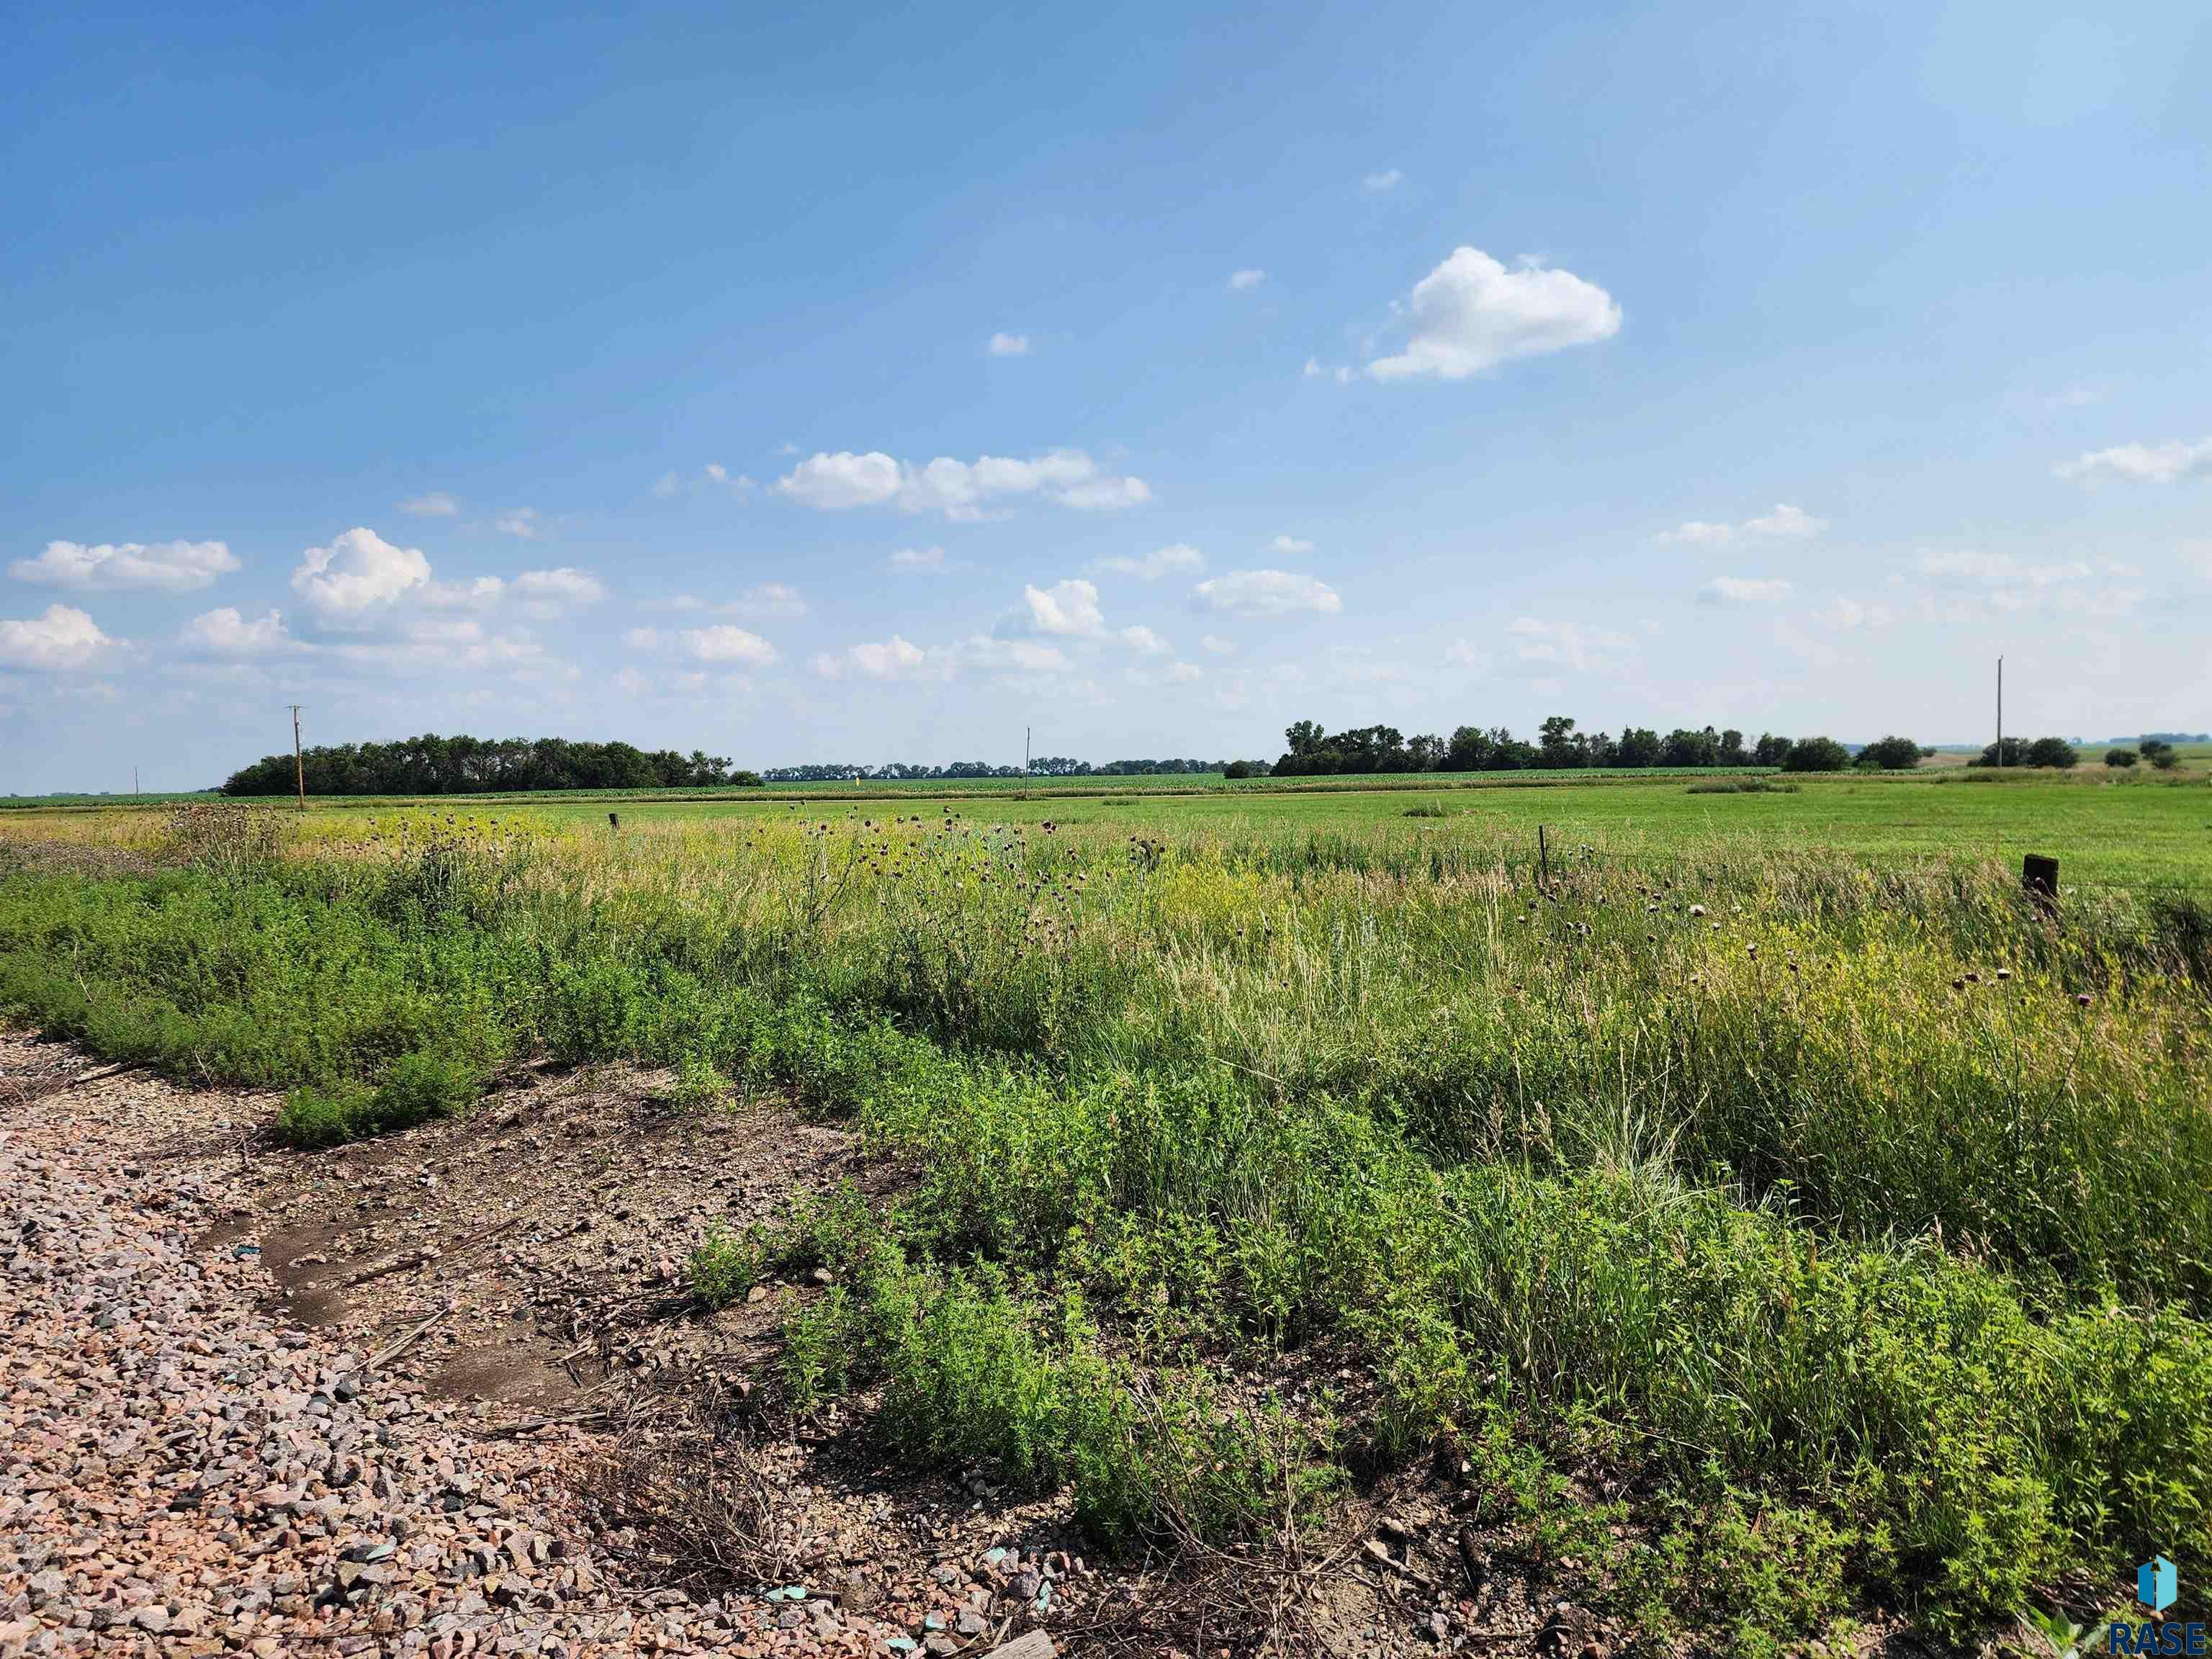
[1995,657,2004,768]
[289,704,307,811]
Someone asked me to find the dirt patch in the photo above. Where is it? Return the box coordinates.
[2,1025,1748,1658]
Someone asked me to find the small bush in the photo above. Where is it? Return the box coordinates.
[2105,747,2139,768]
[1686,779,1801,795]
[1402,799,1450,818]
[667,1054,734,1111]
[276,1046,485,1146]
[688,1223,762,1308]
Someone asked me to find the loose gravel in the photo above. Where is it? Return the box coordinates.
[0,1040,1071,1658]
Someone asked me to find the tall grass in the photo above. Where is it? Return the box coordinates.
[1,806,2208,1637]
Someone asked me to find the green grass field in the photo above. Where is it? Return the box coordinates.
[17,767,2199,889]
[3,773,2208,1649]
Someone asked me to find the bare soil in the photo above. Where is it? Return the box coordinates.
[0,1025,1752,1658]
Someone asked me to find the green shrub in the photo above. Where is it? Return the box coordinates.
[686,1223,762,1309]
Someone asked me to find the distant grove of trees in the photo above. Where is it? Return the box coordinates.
[763,757,1233,782]
[222,734,757,796]
[1976,737,2081,769]
[1269,718,1921,777]
[2105,737,2182,770]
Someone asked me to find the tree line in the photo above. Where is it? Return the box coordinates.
[763,757,1233,782]
[1262,718,1929,777]
[222,734,757,796]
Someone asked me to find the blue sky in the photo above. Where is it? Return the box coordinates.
[2,0,2207,790]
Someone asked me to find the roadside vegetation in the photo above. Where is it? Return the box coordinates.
[3,794,2209,1646]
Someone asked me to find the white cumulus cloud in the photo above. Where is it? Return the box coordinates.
[988,333,1031,357]
[722,583,806,619]
[1368,247,1621,381]
[0,604,120,671]
[679,625,777,666]
[1092,544,1203,580]
[181,607,306,657]
[1119,624,1172,656]
[1228,269,1267,292]
[2056,436,2212,486]
[1191,569,1343,616]
[11,539,238,593]
[400,492,459,517]
[775,449,1147,518]
[495,508,541,539]
[1655,503,1827,547]
[512,568,606,611]
[629,624,777,665]
[888,546,951,575]
[290,528,433,622]
[1012,578,1108,639]
[811,635,929,680]
[1362,169,1404,193]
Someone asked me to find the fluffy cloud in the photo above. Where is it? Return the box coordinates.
[722,583,806,619]
[1200,633,1236,655]
[290,528,432,621]
[1118,624,1172,656]
[512,568,606,611]
[1361,169,1403,193]
[889,546,949,574]
[1368,248,1620,381]
[1191,569,1343,616]
[1267,535,1315,555]
[1012,578,1108,639]
[627,624,778,666]
[2056,436,2212,486]
[180,607,306,657]
[1056,476,1154,511]
[1092,544,1203,580]
[775,449,1148,518]
[1503,616,1634,677]
[1697,576,1793,605]
[681,625,777,666]
[1228,269,1266,292]
[1655,503,1826,547]
[0,604,119,671]
[988,333,1031,357]
[399,492,458,517]
[811,635,928,680]
[11,539,238,593]
[495,508,541,539]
